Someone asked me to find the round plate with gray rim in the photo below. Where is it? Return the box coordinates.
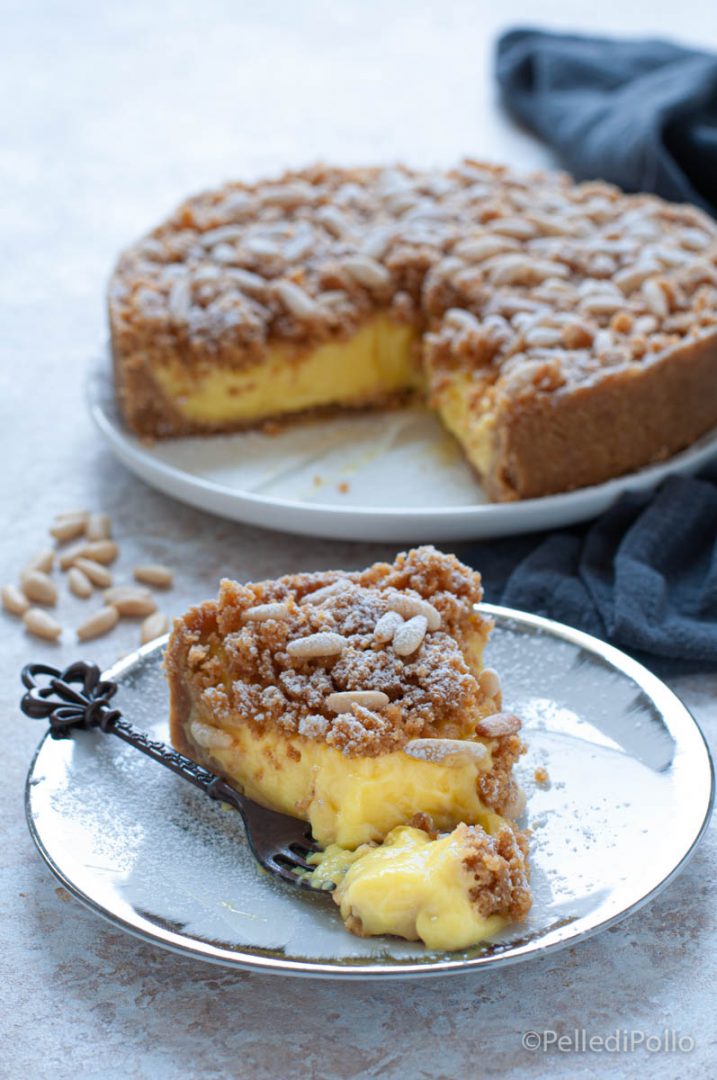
[25,605,714,979]
[88,361,717,544]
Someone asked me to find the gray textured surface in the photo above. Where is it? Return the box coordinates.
[1,2,716,1077]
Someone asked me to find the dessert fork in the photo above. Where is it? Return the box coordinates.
[20,660,324,890]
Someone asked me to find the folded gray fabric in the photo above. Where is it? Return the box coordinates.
[460,476,717,673]
[496,27,717,215]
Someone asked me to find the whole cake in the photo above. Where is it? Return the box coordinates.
[110,161,717,500]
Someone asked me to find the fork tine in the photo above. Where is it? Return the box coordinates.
[265,853,318,889]
[276,847,314,872]
[289,841,316,861]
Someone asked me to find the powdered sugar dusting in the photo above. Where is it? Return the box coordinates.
[172,546,495,755]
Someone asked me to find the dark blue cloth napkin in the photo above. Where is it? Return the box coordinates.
[485,28,717,670]
[458,476,717,673]
[496,28,717,216]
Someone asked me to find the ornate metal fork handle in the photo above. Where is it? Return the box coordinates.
[20,660,245,814]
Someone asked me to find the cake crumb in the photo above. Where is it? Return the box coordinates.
[408,812,438,839]
[261,419,282,436]
[534,765,551,787]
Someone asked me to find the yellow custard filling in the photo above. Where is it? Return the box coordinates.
[430,371,497,478]
[152,315,421,425]
[310,825,506,950]
[201,725,496,849]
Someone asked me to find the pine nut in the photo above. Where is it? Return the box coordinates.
[642,277,669,318]
[133,563,173,588]
[275,279,321,320]
[404,738,487,766]
[478,668,502,705]
[105,587,156,617]
[393,615,428,656]
[475,712,522,738]
[2,584,29,616]
[50,514,87,543]
[21,570,57,606]
[300,580,351,605]
[241,602,290,622]
[503,786,527,818]
[68,566,93,599]
[25,550,54,574]
[326,690,389,713]
[341,255,391,289]
[55,509,89,521]
[373,610,404,643]
[82,540,118,565]
[190,721,233,750]
[140,611,169,644]
[104,585,152,605]
[23,608,62,641]
[59,541,88,570]
[85,513,112,541]
[286,632,346,658]
[73,558,113,588]
[77,606,120,641]
[387,594,441,630]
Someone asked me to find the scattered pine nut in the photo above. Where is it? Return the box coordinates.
[25,550,54,574]
[23,608,62,641]
[133,563,173,588]
[21,570,58,606]
[2,584,30,616]
[50,514,87,543]
[55,509,89,521]
[67,566,93,599]
[85,513,112,541]
[73,558,113,588]
[59,541,88,570]
[81,540,118,565]
[104,584,152,605]
[105,586,156,617]
[77,606,120,642]
[140,611,169,644]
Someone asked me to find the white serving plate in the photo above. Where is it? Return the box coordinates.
[88,364,717,542]
[25,606,713,979]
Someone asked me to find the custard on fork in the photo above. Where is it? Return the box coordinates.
[165,546,531,948]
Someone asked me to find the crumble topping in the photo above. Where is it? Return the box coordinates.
[111,160,717,410]
[460,821,532,921]
[165,546,507,758]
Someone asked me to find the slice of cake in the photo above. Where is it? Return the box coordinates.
[165,546,531,948]
[111,161,717,500]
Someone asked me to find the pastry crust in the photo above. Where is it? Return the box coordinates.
[110,161,717,497]
[484,330,717,500]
